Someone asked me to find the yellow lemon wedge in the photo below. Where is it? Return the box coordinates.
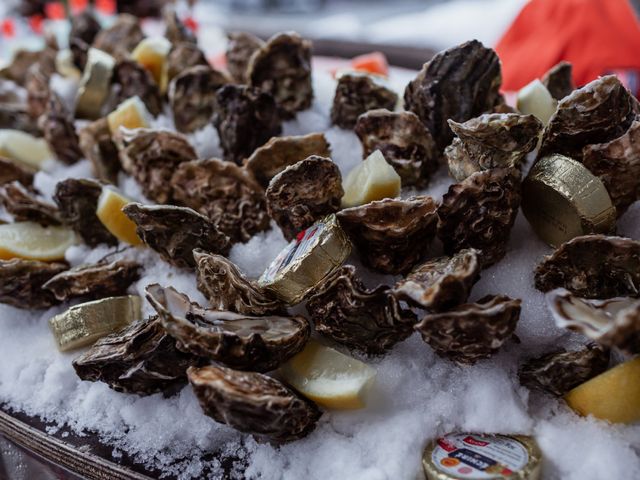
[279,340,377,410]
[517,79,557,126]
[107,96,151,135]
[96,188,143,246]
[341,149,401,208]
[0,222,76,261]
[0,129,52,170]
[131,37,171,94]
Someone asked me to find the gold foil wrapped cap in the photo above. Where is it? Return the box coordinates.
[522,154,616,246]
[75,48,116,119]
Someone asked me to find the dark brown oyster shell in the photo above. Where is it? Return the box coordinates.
[445,113,543,181]
[414,294,521,364]
[78,118,120,184]
[337,195,438,275]
[266,156,343,241]
[188,365,321,442]
[534,235,640,298]
[163,8,197,45]
[92,14,144,59]
[0,181,61,226]
[69,10,101,70]
[226,32,265,83]
[0,259,67,309]
[541,61,575,101]
[169,65,231,134]
[42,259,141,302]
[0,103,40,136]
[404,40,502,152]
[1,48,55,85]
[118,129,197,204]
[0,158,34,187]
[167,42,209,82]
[354,109,439,187]
[172,158,270,244]
[392,249,481,312]
[213,84,283,165]
[331,73,398,130]
[110,60,163,117]
[437,168,521,267]
[245,133,331,189]
[69,36,89,73]
[146,285,310,372]
[53,178,117,247]
[307,265,416,354]
[73,316,202,396]
[122,203,230,268]
[538,76,636,161]
[39,94,83,165]
[194,250,284,316]
[25,64,51,121]
[247,32,313,119]
[518,344,609,396]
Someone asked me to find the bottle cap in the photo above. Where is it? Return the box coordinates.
[75,48,115,120]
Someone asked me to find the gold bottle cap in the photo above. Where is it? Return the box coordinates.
[49,295,141,352]
[75,48,115,120]
[423,433,542,480]
[522,154,616,246]
[258,215,351,305]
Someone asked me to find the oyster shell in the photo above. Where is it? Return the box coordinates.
[0,158,34,187]
[0,258,67,309]
[1,48,55,85]
[69,10,101,70]
[146,285,310,372]
[0,103,40,137]
[110,60,163,117]
[337,195,438,275]
[25,64,50,121]
[40,93,83,165]
[167,42,209,82]
[226,32,264,83]
[354,109,439,187]
[188,365,321,442]
[122,203,230,268]
[92,14,144,60]
[163,8,197,45]
[0,181,61,226]
[541,61,575,101]
[306,265,416,354]
[414,295,521,365]
[392,249,481,312]
[78,118,120,184]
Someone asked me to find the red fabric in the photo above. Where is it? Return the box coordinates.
[496,0,640,91]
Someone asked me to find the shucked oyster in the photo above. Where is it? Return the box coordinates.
[392,249,481,312]
[0,258,67,309]
[546,288,640,355]
[437,168,521,267]
[534,235,640,298]
[146,285,310,372]
[188,365,321,442]
[541,61,575,101]
[0,181,61,226]
[79,118,120,184]
[194,250,284,316]
[306,265,416,354]
[445,113,543,181]
[40,93,83,165]
[337,196,438,275]
[123,203,231,268]
[73,315,202,396]
[354,109,439,187]
[415,295,521,365]
[404,40,502,152]
[110,60,163,117]
[226,32,264,83]
[266,156,343,241]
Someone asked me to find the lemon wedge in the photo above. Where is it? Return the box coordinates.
[0,222,76,261]
[280,340,377,409]
[131,37,171,94]
[107,96,151,135]
[341,150,401,208]
[0,129,52,170]
[96,188,143,246]
[517,79,557,126]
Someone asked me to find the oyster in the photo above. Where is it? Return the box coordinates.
[194,250,283,315]
[169,65,231,134]
[42,259,141,302]
[167,42,209,82]
[110,60,163,117]
[266,156,343,241]
[445,113,543,181]
[92,14,144,60]
[163,8,197,45]
[337,195,438,275]
[541,61,575,100]
[147,285,310,372]
[213,84,282,165]
[0,181,61,226]
[122,203,230,268]
[415,295,521,364]
[1,48,55,85]
[188,365,321,442]
[0,258,67,309]
[40,93,83,165]
[534,235,640,298]
[69,10,101,70]
[245,133,331,189]
[247,32,313,119]
[0,158,34,187]
[226,32,264,83]
[354,109,439,187]
[73,315,202,395]
[392,249,481,312]
[0,103,40,137]
[172,158,270,244]
[25,64,50,120]
[404,40,502,152]
[331,73,398,129]
[307,265,416,354]
[519,344,609,397]
[437,168,521,267]
[78,118,120,184]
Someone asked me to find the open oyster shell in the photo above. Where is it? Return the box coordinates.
[0,258,67,309]
[167,42,210,82]
[163,8,197,45]
[146,285,310,372]
[188,365,321,442]
[226,32,264,83]
[541,61,575,101]
[40,94,83,165]
[110,60,163,117]
[0,158,34,188]
[69,10,101,70]
[78,118,120,184]
[92,14,144,60]
[0,181,61,226]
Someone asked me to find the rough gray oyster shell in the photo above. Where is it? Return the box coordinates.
[354,109,439,187]
[92,14,144,60]
[337,195,438,275]
[110,60,163,117]
[0,158,34,187]
[122,203,230,268]
[414,295,521,365]
[0,259,67,309]
[392,249,481,312]
[306,265,416,354]
[226,32,264,83]
[78,118,120,184]
[0,181,61,226]
[167,42,210,82]
[40,93,83,165]
[146,285,310,372]
[188,365,321,442]
[541,61,575,101]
